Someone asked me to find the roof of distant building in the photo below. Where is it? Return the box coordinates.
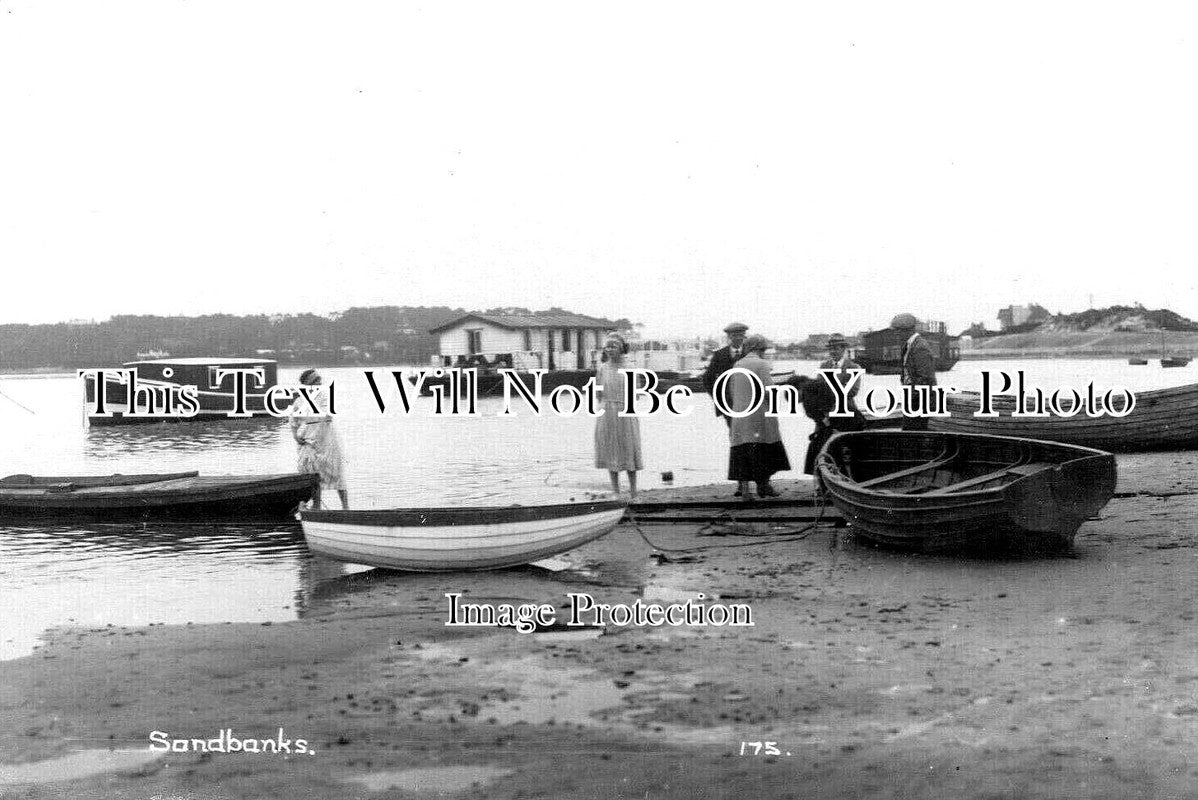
[429,312,621,334]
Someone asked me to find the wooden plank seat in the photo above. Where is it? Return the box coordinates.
[924,460,1053,495]
[855,446,957,489]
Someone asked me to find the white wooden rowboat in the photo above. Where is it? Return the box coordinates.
[300,500,627,571]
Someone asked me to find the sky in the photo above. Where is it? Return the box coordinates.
[2,2,1197,341]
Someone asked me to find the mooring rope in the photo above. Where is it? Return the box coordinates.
[623,491,835,559]
[0,385,36,414]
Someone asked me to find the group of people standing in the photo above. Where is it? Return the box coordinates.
[298,316,936,508]
[597,313,937,502]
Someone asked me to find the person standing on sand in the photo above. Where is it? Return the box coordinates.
[892,313,937,431]
[290,368,349,510]
[727,334,790,500]
[702,322,749,427]
[594,333,642,499]
[801,333,866,474]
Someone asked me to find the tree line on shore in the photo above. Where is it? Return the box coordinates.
[0,305,642,370]
[0,306,465,370]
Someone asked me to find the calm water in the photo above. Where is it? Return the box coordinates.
[0,360,1192,658]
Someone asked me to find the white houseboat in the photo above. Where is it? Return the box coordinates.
[83,357,281,425]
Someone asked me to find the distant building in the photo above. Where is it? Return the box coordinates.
[915,319,948,335]
[796,333,860,359]
[997,303,1050,330]
[428,311,622,371]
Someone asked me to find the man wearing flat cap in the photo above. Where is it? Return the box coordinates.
[702,322,749,427]
[891,313,936,430]
[802,333,866,473]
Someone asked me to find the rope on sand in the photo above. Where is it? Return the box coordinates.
[622,491,836,560]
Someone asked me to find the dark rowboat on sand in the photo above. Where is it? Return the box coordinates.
[929,383,1198,451]
[815,431,1116,552]
[301,500,627,571]
[0,471,318,521]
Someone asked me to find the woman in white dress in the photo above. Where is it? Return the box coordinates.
[594,333,642,498]
[290,369,349,510]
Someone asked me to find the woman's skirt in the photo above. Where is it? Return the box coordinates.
[728,441,790,482]
[594,410,643,471]
[296,424,347,490]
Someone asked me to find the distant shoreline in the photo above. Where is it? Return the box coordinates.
[962,329,1198,360]
[960,351,1163,361]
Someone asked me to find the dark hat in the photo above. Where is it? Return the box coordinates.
[890,313,917,330]
[827,333,848,347]
[723,321,748,334]
[298,368,321,385]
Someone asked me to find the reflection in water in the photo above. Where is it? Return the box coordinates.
[0,521,304,568]
[84,417,287,458]
[0,520,313,661]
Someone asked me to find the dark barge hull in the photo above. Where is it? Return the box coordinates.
[85,358,281,425]
[929,382,1198,452]
[87,410,284,426]
[0,472,318,521]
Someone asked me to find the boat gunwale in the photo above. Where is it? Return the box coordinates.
[817,430,1114,496]
[303,500,628,528]
[814,431,1116,546]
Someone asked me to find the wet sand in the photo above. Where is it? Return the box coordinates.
[3,453,1198,799]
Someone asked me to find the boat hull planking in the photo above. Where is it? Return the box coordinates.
[816,431,1116,553]
[0,472,318,520]
[929,383,1198,451]
[301,501,627,571]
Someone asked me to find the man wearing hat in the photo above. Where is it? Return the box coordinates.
[702,322,749,427]
[891,313,936,431]
[802,333,866,473]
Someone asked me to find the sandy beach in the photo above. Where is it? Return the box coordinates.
[3,452,1198,799]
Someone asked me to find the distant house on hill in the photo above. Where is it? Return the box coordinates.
[428,311,622,371]
[997,303,1051,331]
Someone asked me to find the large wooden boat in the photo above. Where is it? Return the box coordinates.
[84,357,281,425]
[853,325,960,375]
[815,431,1116,552]
[0,471,317,520]
[929,383,1198,451]
[301,500,626,571]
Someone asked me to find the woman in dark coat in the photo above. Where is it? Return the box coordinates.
[727,335,790,500]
